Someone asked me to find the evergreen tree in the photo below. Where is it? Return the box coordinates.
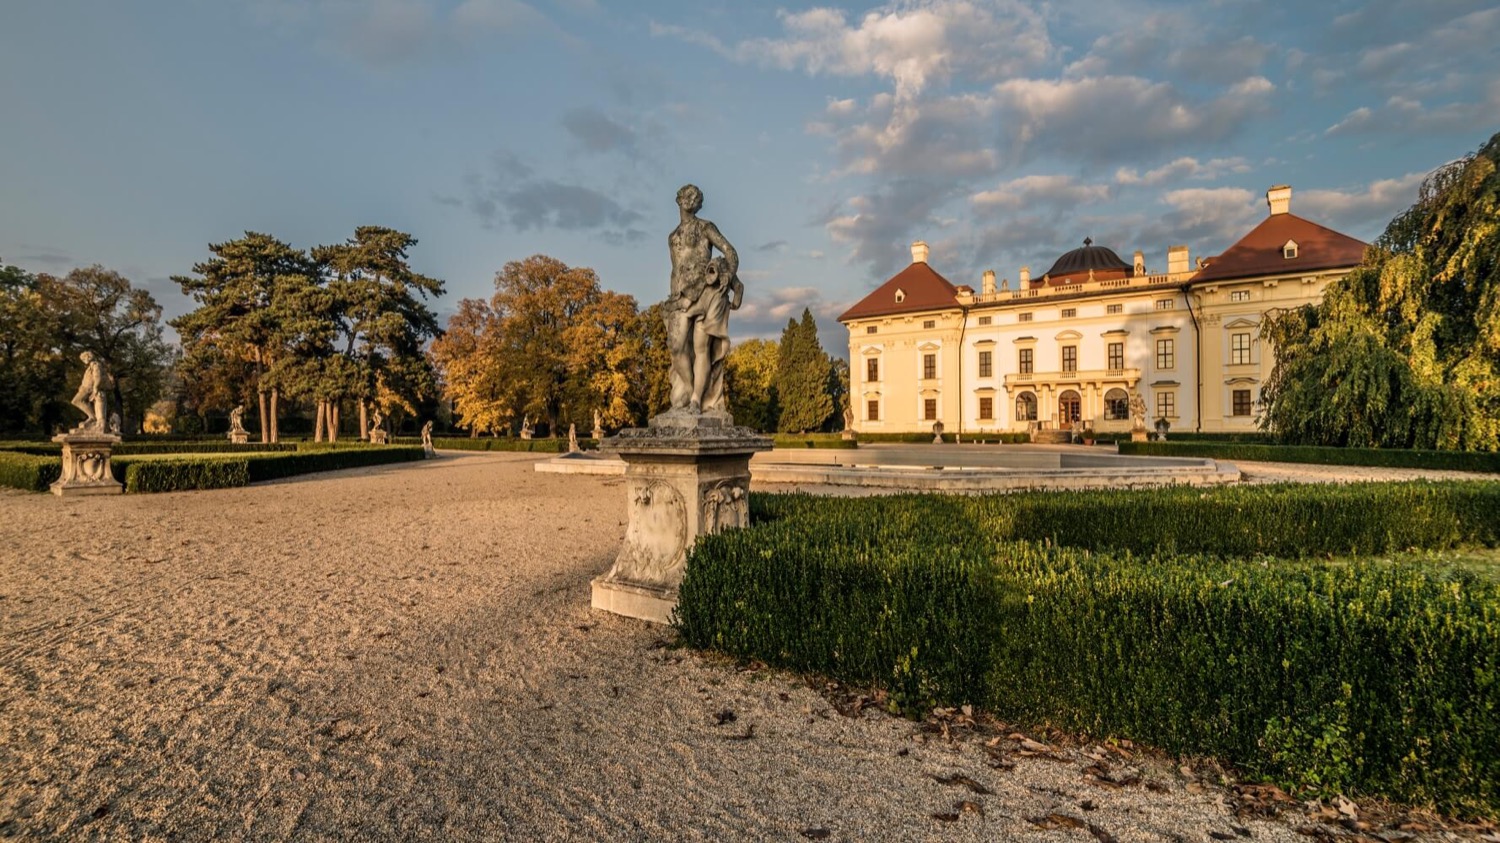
[1262,130,1500,450]
[775,308,834,433]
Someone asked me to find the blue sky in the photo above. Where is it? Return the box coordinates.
[3,0,1497,350]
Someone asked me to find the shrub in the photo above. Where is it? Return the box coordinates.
[771,434,858,449]
[1120,441,1500,473]
[244,445,425,482]
[679,483,1500,813]
[121,457,249,492]
[392,436,576,453]
[115,442,299,455]
[0,452,62,491]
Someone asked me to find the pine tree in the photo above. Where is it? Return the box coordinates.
[775,308,834,433]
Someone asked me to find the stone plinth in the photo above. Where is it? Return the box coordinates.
[229,430,250,444]
[1131,428,1149,443]
[369,430,388,445]
[50,432,123,496]
[592,412,772,624]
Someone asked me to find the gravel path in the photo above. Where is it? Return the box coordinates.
[0,452,1437,841]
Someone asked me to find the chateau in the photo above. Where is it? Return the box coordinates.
[838,186,1369,437]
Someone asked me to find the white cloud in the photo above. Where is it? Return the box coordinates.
[1326,82,1500,136]
[1114,157,1252,187]
[1296,171,1431,230]
[971,174,1111,212]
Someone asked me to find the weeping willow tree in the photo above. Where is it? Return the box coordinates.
[1261,131,1500,451]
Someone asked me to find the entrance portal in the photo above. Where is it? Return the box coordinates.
[1058,390,1082,429]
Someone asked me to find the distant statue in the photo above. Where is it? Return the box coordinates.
[229,405,247,433]
[568,424,580,453]
[107,412,122,436]
[368,409,388,445]
[421,420,435,458]
[69,351,110,433]
[932,420,945,444]
[666,184,743,415]
[1129,393,1148,430]
[592,408,604,441]
[520,415,533,440]
[843,402,854,431]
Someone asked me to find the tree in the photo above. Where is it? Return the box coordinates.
[631,301,674,424]
[1262,131,1500,450]
[563,290,645,429]
[775,308,835,433]
[725,337,779,432]
[429,298,513,436]
[0,261,64,433]
[315,227,445,438]
[172,233,315,442]
[42,267,174,433]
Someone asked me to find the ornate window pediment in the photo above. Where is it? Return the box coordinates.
[1224,317,1259,329]
[1055,329,1083,341]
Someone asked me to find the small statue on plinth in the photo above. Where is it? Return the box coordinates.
[841,402,856,440]
[1129,392,1150,443]
[665,183,743,417]
[421,420,435,458]
[932,420,945,444]
[592,409,604,441]
[368,409,388,445]
[1154,417,1171,442]
[228,404,250,444]
[52,351,122,496]
[519,415,533,440]
[568,423,580,453]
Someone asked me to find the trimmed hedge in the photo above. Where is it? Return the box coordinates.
[115,442,300,455]
[393,436,579,453]
[0,452,62,492]
[1121,440,1500,473]
[771,434,859,449]
[678,483,1500,814]
[857,431,1032,444]
[120,457,249,493]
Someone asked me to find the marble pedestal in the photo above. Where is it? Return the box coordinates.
[229,430,249,444]
[369,430,389,445]
[50,431,123,496]
[592,411,772,624]
[1131,429,1149,443]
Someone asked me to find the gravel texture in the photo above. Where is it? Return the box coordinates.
[0,451,1468,841]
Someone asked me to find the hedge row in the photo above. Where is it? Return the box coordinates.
[856,431,1033,444]
[1121,440,1500,473]
[771,434,859,449]
[678,483,1500,814]
[244,445,425,482]
[0,452,62,492]
[393,436,579,453]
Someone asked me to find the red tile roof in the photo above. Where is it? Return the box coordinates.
[1191,212,1367,284]
[838,261,960,321]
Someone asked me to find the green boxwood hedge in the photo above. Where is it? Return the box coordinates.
[121,457,250,493]
[1121,440,1500,473]
[393,436,578,453]
[0,452,62,492]
[678,483,1500,814]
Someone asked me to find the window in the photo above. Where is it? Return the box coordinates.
[1156,338,1175,369]
[978,315,992,326]
[978,350,993,378]
[1231,332,1251,365]
[1107,303,1123,314]
[1230,290,1250,303]
[1156,391,1176,418]
[866,358,879,382]
[1107,342,1124,371]
[1104,388,1129,420]
[1015,392,1037,421]
[1062,345,1077,373]
[1283,240,1298,260]
[1018,312,1033,322]
[1155,299,1175,311]
[978,397,994,420]
[1232,389,1253,417]
[922,319,936,329]
[924,399,937,421]
[867,399,879,421]
[1061,308,1076,318]
[895,289,906,303]
[1018,348,1033,374]
[866,325,878,334]
[922,353,936,380]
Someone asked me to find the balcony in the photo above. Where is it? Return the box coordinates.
[1003,368,1142,389]
[960,270,1196,305]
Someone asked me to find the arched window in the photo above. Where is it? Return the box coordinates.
[1015,391,1037,421]
[1104,388,1129,420]
[1058,390,1082,426]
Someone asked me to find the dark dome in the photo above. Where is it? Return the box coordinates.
[1043,238,1131,278]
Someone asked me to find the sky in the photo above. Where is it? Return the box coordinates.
[3,0,1497,353]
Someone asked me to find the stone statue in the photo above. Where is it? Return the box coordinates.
[368,409,388,445]
[69,351,110,433]
[107,412,122,436]
[1129,393,1148,430]
[568,423,580,453]
[520,415,533,440]
[592,409,604,441]
[932,420,945,444]
[843,403,854,431]
[421,420,435,458]
[666,184,742,415]
[229,405,247,433]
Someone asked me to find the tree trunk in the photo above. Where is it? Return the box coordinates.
[258,390,270,444]
[359,402,368,441]
[315,401,326,442]
[270,388,280,443]
[330,402,340,442]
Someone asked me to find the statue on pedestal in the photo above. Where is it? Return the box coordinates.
[519,415,533,440]
[592,409,604,441]
[1129,392,1150,443]
[568,423,580,453]
[666,184,742,416]
[368,409,388,445]
[69,351,110,433]
[421,420,435,458]
[228,405,250,443]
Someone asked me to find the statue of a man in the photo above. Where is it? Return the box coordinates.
[229,405,246,433]
[369,409,383,435]
[1129,393,1148,430]
[70,351,110,432]
[667,184,742,415]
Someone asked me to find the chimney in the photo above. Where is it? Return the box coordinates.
[1266,185,1291,216]
[1019,265,1031,286]
[1167,245,1190,275]
[981,269,996,295]
[1132,250,1145,277]
[910,240,929,263]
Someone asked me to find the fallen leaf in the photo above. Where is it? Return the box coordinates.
[955,800,984,816]
[1029,813,1087,831]
[723,724,755,741]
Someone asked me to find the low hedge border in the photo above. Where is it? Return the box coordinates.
[678,482,1500,814]
[394,436,582,453]
[0,452,63,492]
[1121,440,1500,473]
